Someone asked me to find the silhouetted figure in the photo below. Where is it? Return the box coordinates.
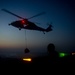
[47,43,59,62]
[24,48,30,53]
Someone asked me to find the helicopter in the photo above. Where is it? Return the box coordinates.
[2,9,53,34]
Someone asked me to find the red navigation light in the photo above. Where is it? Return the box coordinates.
[21,20,25,24]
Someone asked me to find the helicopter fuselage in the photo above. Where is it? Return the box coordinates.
[2,9,53,33]
[9,20,47,31]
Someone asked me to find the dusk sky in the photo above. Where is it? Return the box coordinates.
[0,0,75,58]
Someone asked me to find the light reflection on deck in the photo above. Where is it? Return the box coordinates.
[72,53,75,55]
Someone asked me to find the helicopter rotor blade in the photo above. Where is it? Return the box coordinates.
[2,9,46,20]
[28,12,46,19]
[47,22,53,27]
[33,22,41,24]
[2,9,25,19]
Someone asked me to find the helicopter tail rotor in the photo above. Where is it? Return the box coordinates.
[46,22,53,32]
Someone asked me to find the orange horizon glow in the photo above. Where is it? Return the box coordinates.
[0,42,26,49]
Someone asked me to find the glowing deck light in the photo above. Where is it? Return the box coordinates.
[59,53,67,57]
[23,58,32,61]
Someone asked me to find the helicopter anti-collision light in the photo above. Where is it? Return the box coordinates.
[21,20,25,24]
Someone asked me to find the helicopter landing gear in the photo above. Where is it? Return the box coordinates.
[19,28,21,30]
[43,31,45,34]
[9,24,11,26]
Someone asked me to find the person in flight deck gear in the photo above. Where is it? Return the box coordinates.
[47,43,59,62]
